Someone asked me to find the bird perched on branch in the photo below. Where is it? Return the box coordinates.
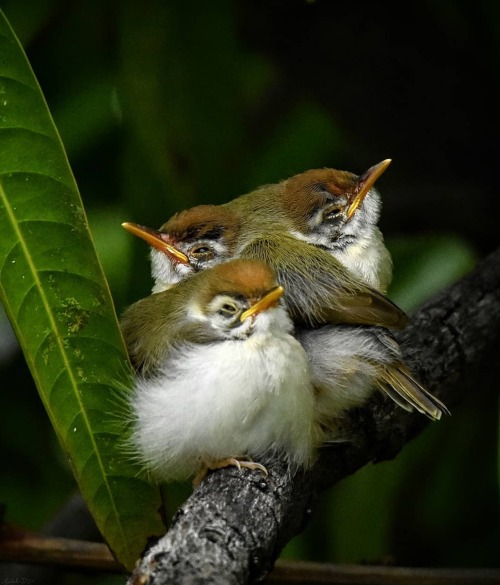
[120,259,322,484]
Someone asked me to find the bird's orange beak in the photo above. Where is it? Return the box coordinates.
[345,159,391,220]
[240,285,285,322]
[121,222,190,264]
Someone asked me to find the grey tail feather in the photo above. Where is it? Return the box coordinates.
[378,366,450,421]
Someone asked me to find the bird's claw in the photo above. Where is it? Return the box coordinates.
[193,456,268,486]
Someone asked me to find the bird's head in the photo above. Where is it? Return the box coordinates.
[189,259,287,340]
[281,159,391,249]
[122,204,242,292]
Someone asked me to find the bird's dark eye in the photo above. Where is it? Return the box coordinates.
[189,244,215,260]
[322,205,343,222]
[218,303,238,317]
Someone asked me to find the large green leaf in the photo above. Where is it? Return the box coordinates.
[0,10,164,570]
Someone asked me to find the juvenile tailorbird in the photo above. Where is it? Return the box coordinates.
[120,258,322,483]
[247,161,447,420]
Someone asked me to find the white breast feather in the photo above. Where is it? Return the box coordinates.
[298,326,387,418]
[335,228,392,292]
[129,319,316,482]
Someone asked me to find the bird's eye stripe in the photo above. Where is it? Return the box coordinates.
[184,225,224,241]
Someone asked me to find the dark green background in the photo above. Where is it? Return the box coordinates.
[1,1,498,583]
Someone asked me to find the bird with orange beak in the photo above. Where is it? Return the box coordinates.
[277,159,393,293]
[120,259,322,483]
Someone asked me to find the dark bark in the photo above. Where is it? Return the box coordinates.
[127,247,500,585]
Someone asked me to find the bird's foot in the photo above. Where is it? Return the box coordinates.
[193,456,268,486]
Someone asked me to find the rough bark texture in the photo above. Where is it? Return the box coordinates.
[126,247,500,585]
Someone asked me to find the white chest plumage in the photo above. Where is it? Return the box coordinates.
[129,325,317,482]
[334,228,393,293]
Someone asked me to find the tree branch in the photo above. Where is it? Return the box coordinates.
[126,247,500,585]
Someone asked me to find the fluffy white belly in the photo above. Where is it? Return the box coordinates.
[130,332,315,481]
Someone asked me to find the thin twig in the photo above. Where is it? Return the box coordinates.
[1,532,499,585]
[0,526,121,573]
[268,559,500,585]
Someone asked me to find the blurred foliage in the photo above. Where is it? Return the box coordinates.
[387,234,477,313]
[0,0,498,583]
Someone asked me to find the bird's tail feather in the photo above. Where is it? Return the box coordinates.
[377,365,450,421]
